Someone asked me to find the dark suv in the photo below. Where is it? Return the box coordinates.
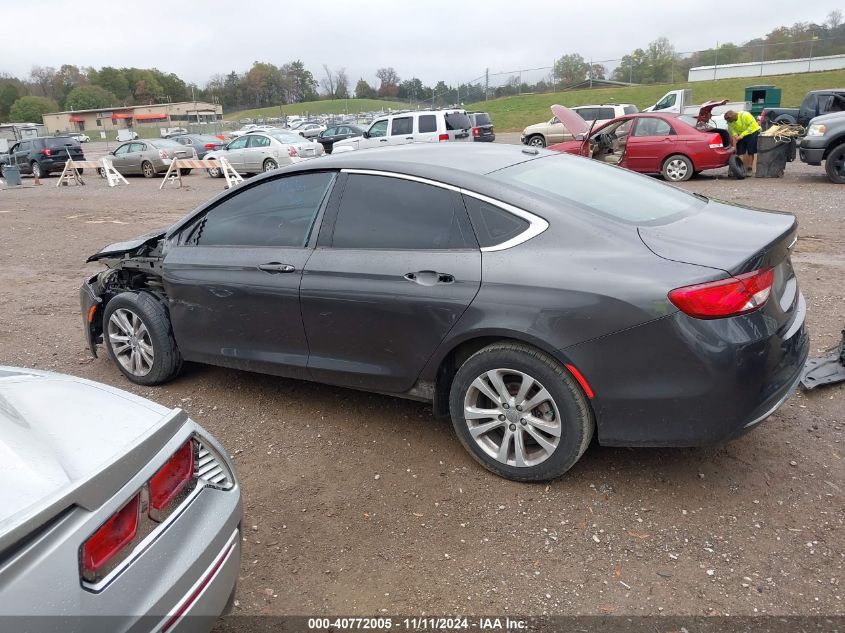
[0,136,86,178]
[468,112,495,142]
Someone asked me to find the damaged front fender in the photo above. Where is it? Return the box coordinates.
[80,274,106,357]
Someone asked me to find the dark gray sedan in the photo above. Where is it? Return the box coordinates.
[170,134,227,159]
[80,144,807,481]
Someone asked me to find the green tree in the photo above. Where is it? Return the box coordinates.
[354,78,376,99]
[64,85,116,110]
[9,96,59,122]
[553,53,589,85]
[90,67,129,101]
[0,82,21,120]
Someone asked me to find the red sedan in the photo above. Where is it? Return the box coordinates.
[548,110,734,182]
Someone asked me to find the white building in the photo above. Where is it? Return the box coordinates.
[688,53,845,82]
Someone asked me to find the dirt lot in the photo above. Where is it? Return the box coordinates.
[0,144,843,620]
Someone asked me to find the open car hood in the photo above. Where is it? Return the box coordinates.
[696,99,729,126]
[550,104,590,137]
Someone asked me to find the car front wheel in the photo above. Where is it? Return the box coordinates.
[449,342,594,481]
[527,135,546,148]
[103,292,182,385]
[824,142,845,184]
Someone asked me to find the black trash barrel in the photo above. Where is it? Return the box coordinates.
[755,136,793,178]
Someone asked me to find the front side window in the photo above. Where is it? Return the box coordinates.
[114,144,131,156]
[391,117,412,136]
[194,172,334,248]
[596,108,616,120]
[331,175,473,250]
[368,120,388,138]
[418,115,437,133]
[228,136,249,150]
[655,93,676,110]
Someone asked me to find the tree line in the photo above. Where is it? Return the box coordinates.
[1,10,842,123]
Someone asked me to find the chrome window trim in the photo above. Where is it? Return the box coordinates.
[340,168,548,252]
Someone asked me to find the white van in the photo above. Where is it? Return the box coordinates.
[333,109,472,152]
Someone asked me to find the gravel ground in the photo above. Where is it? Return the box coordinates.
[0,143,842,620]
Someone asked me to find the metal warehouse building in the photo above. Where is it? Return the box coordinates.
[688,53,845,82]
[42,101,223,135]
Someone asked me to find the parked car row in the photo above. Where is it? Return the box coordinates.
[0,135,86,178]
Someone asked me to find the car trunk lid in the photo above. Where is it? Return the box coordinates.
[639,199,800,326]
[0,370,184,554]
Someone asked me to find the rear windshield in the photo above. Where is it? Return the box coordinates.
[623,106,639,115]
[496,155,705,225]
[150,139,183,148]
[46,137,80,148]
[271,132,304,144]
[474,113,491,125]
[445,112,471,131]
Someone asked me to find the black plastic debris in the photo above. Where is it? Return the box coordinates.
[801,329,845,390]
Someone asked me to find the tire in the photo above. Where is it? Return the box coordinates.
[103,292,182,386]
[206,159,223,178]
[728,154,746,180]
[774,115,796,125]
[824,142,845,185]
[30,161,43,178]
[262,158,278,172]
[97,167,106,178]
[661,154,693,182]
[448,342,594,481]
[527,135,546,148]
[0,164,5,178]
[141,161,155,178]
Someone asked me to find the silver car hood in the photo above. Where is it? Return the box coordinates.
[0,367,184,551]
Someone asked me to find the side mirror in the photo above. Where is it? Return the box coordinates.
[363,131,370,139]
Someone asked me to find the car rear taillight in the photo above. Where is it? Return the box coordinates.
[158,149,169,159]
[473,127,480,137]
[204,143,216,149]
[40,148,52,157]
[288,146,298,157]
[149,440,194,512]
[708,133,724,149]
[668,268,774,319]
[81,494,140,582]
[438,133,449,142]
[759,110,766,124]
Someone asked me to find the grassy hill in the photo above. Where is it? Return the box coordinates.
[226,98,409,121]
[466,69,845,132]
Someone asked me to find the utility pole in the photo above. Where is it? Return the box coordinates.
[589,58,593,88]
[713,41,718,81]
[485,68,489,101]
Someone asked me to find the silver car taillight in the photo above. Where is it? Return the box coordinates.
[158,149,169,159]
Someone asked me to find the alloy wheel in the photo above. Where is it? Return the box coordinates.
[107,308,154,376]
[463,368,562,467]
[528,136,545,148]
[665,158,689,181]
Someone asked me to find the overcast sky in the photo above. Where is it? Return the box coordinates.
[2,0,839,88]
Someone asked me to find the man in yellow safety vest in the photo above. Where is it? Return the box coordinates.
[724,110,761,176]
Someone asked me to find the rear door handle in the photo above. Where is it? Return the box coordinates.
[405,136,414,140]
[379,139,388,142]
[404,271,455,286]
[258,262,296,273]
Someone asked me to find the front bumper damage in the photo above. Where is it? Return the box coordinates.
[80,274,105,357]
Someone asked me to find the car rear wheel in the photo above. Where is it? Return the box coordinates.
[141,161,155,178]
[661,154,693,181]
[824,142,845,184]
[30,161,43,178]
[263,158,278,172]
[449,342,594,481]
[103,292,182,385]
[527,135,546,148]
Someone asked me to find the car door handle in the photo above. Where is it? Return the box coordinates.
[258,262,296,273]
[404,271,454,286]
[405,136,414,140]
[380,138,388,142]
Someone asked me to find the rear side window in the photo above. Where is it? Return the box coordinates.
[463,196,529,248]
[391,117,412,136]
[474,113,491,125]
[332,175,473,250]
[575,108,595,120]
[596,108,615,120]
[418,115,437,133]
[46,137,80,148]
[196,172,334,247]
[623,105,638,115]
[444,112,471,131]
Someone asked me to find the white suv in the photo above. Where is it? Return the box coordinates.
[333,109,472,152]
[571,104,638,128]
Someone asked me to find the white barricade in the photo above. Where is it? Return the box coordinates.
[160,157,243,190]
